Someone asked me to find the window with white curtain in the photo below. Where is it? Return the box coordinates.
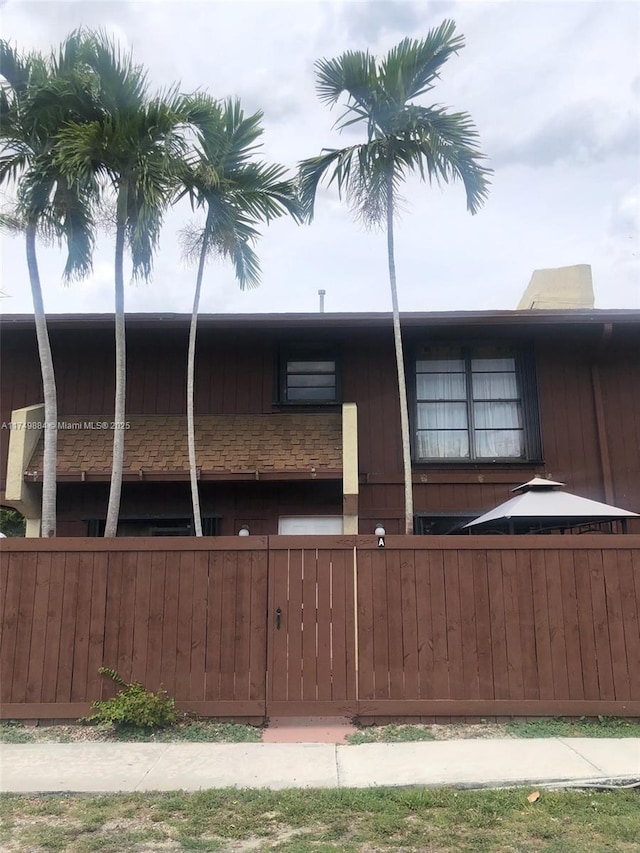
[415,344,540,461]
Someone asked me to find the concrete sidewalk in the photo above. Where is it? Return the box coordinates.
[1,738,639,792]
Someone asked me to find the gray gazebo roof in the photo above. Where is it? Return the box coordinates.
[464,477,639,530]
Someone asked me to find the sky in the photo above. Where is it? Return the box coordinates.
[1,0,639,316]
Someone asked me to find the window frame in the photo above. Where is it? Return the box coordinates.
[276,345,341,406]
[411,342,542,464]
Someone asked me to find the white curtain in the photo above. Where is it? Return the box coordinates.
[416,356,524,459]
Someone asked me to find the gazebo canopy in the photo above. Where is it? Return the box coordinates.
[464,477,639,532]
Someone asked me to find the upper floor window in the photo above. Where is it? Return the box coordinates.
[279,348,339,404]
[414,343,541,461]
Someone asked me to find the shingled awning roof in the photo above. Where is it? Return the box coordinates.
[26,414,342,482]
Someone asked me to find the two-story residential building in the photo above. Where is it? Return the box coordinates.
[2,308,639,536]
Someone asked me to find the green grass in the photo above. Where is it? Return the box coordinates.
[504,716,640,738]
[0,719,262,744]
[0,721,34,743]
[347,723,436,744]
[107,721,263,743]
[1,788,639,852]
[346,717,640,744]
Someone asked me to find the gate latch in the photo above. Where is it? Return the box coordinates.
[275,607,282,630]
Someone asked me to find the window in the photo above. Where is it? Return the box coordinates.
[278,516,343,534]
[279,349,338,403]
[414,344,541,461]
[415,513,478,535]
[85,516,221,537]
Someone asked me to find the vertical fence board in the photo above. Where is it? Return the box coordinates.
[233,550,253,700]
[71,552,94,702]
[159,552,180,697]
[189,551,209,702]
[618,550,640,701]
[316,549,332,701]
[357,549,374,701]
[487,550,509,700]
[428,550,449,699]
[131,551,152,687]
[559,550,584,700]
[400,550,420,700]
[573,550,600,700]
[249,551,268,703]
[544,550,570,701]
[458,550,480,700]
[371,550,390,700]
[285,549,303,702]
[145,552,167,693]
[10,553,37,704]
[55,552,80,703]
[25,553,50,704]
[588,550,616,701]
[268,548,290,702]
[502,550,525,699]
[86,553,108,701]
[205,552,224,701]
[102,552,124,693]
[386,548,405,699]
[530,549,553,700]
[116,551,138,684]
[330,549,350,701]
[220,551,240,700]
[40,552,66,703]
[344,548,357,702]
[444,550,464,700]
[302,549,318,702]
[175,552,195,701]
[0,553,10,647]
[517,550,540,700]
[601,550,631,701]
[472,550,494,700]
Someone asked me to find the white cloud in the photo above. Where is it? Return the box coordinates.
[1,0,638,316]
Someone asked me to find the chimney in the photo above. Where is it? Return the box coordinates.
[517,264,594,309]
[318,289,326,313]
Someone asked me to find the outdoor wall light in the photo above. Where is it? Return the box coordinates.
[238,525,250,536]
[374,524,386,536]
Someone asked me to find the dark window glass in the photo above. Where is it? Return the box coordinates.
[282,355,337,403]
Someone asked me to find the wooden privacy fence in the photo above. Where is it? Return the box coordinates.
[1,535,639,721]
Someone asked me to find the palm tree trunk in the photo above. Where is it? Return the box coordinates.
[104,185,128,538]
[187,237,208,537]
[26,221,57,537]
[386,171,414,535]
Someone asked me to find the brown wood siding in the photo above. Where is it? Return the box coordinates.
[2,322,638,531]
[54,481,343,537]
[600,336,640,520]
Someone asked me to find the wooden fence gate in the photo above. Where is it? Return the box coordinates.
[267,541,357,716]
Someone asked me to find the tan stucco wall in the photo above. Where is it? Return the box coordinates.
[517,264,594,309]
[342,402,359,534]
[4,404,43,536]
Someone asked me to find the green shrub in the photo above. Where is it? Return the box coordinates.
[83,667,177,732]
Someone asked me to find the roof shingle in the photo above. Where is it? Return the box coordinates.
[28,413,342,477]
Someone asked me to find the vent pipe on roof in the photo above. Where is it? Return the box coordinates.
[318,289,326,313]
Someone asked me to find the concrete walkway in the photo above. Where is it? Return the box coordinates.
[2,738,639,792]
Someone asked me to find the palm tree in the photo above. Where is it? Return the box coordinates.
[54,33,201,537]
[179,97,301,536]
[299,20,491,534]
[0,36,96,536]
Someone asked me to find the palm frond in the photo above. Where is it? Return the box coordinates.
[380,21,463,104]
